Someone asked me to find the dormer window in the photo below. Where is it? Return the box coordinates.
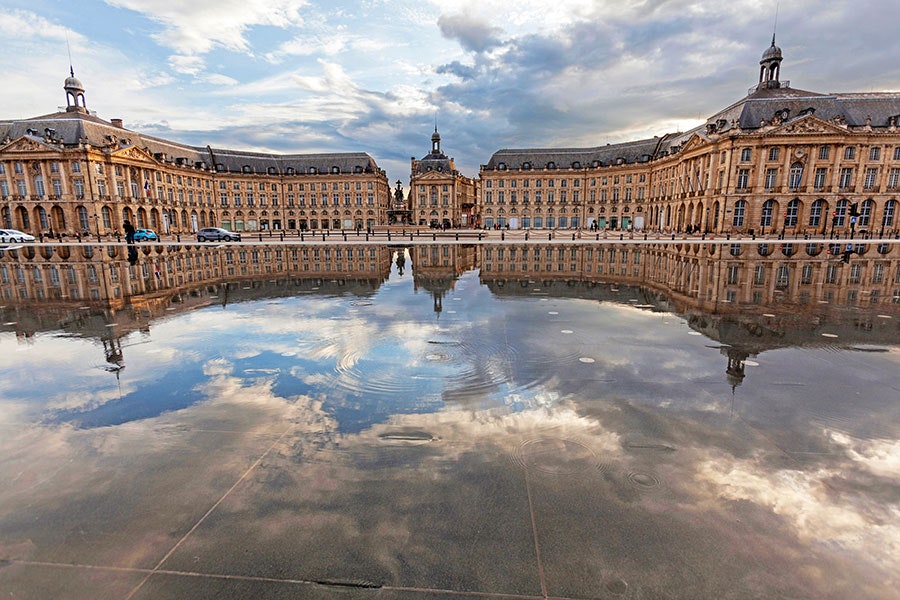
[523,162,531,170]
[309,167,317,174]
[286,167,295,175]
[331,166,340,174]
[498,162,506,170]
[267,166,277,175]
[242,165,252,173]
[572,161,581,169]
[547,161,556,169]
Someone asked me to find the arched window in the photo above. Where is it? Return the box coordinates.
[785,199,799,227]
[809,199,826,227]
[732,200,746,227]
[37,206,49,229]
[883,200,897,227]
[835,199,849,227]
[101,206,113,229]
[760,199,775,228]
[1,206,10,228]
[859,199,874,227]
[788,162,804,188]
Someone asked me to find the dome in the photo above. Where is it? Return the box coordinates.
[64,75,84,91]
[761,40,782,63]
[431,128,441,142]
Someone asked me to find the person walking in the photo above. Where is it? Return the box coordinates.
[124,219,135,244]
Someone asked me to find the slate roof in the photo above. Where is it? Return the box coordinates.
[706,86,900,133]
[0,110,381,175]
[483,134,679,170]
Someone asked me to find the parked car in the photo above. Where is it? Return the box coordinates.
[133,228,159,242]
[0,229,36,244]
[197,227,241,242]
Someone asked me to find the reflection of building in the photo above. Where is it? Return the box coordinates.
[0,72,390,238]
[479,38,900,235]
[411,243,477,315]
[478,240,900,389]
[409,128,478,228]
[4,240,898,388]
[0,243,393,312]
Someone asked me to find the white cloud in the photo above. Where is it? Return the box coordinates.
[168,54,205,76]
[103,0,309,55]
[0,9,80,40]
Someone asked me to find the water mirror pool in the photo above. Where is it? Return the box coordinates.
[1,240,899,599]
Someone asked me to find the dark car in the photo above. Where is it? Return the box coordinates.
[197,227,241,242]
[133,228,159,242]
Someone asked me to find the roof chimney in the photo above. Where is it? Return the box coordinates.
[111,118,124,128]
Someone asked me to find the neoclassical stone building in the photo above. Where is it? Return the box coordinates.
[408,128,478,228]
[479,38,900,235]
[0,72,391,237]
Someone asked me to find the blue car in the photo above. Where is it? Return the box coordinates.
[133,228,159,242]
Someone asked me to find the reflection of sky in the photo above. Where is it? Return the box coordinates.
[2,251,900,597]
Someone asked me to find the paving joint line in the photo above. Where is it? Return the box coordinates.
[122,424,296,600]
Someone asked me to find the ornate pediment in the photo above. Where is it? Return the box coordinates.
[772,115,849,136]
[111,145,156,163]
[0,136,58,154]
[413,169,454,182]
[679,133,707,152]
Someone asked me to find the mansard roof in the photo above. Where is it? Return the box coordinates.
[706,87,900,133]
[0,109,382,175]
[483,134,683,171]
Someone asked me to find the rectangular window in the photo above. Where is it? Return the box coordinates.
[765,168,778,189]
[888,168,900,189]
[736,169,750,189]
[814,167,827,189]
[754,265,766,285]
[864,168,878,189]
[844,147,856,160]
[740,148,751,161]
[818,146,830,160]
[870,147,881,161]
[894,147,900,161]
[839,167,854,188]
[801,264,813,284]
[732,201,745,227]
[726,264,739,284]
[768,147,780,161]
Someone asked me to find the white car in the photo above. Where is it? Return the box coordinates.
[0,229,35,244]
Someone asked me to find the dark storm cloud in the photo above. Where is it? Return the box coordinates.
[437,13,503,54]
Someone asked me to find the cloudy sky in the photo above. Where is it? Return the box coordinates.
[3,1,900,184]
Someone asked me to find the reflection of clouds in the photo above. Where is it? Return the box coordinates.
[695,449,900,573]
[830,431,900,479]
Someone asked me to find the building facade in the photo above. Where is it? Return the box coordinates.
[478,39,900,236]
[0,73,391,238]
[409,128,478,228]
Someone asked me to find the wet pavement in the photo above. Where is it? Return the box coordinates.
[1,243,899,599]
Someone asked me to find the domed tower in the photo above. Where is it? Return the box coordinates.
[431,126,442,155]
[64,67,87,113]
[758,35,783,90]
